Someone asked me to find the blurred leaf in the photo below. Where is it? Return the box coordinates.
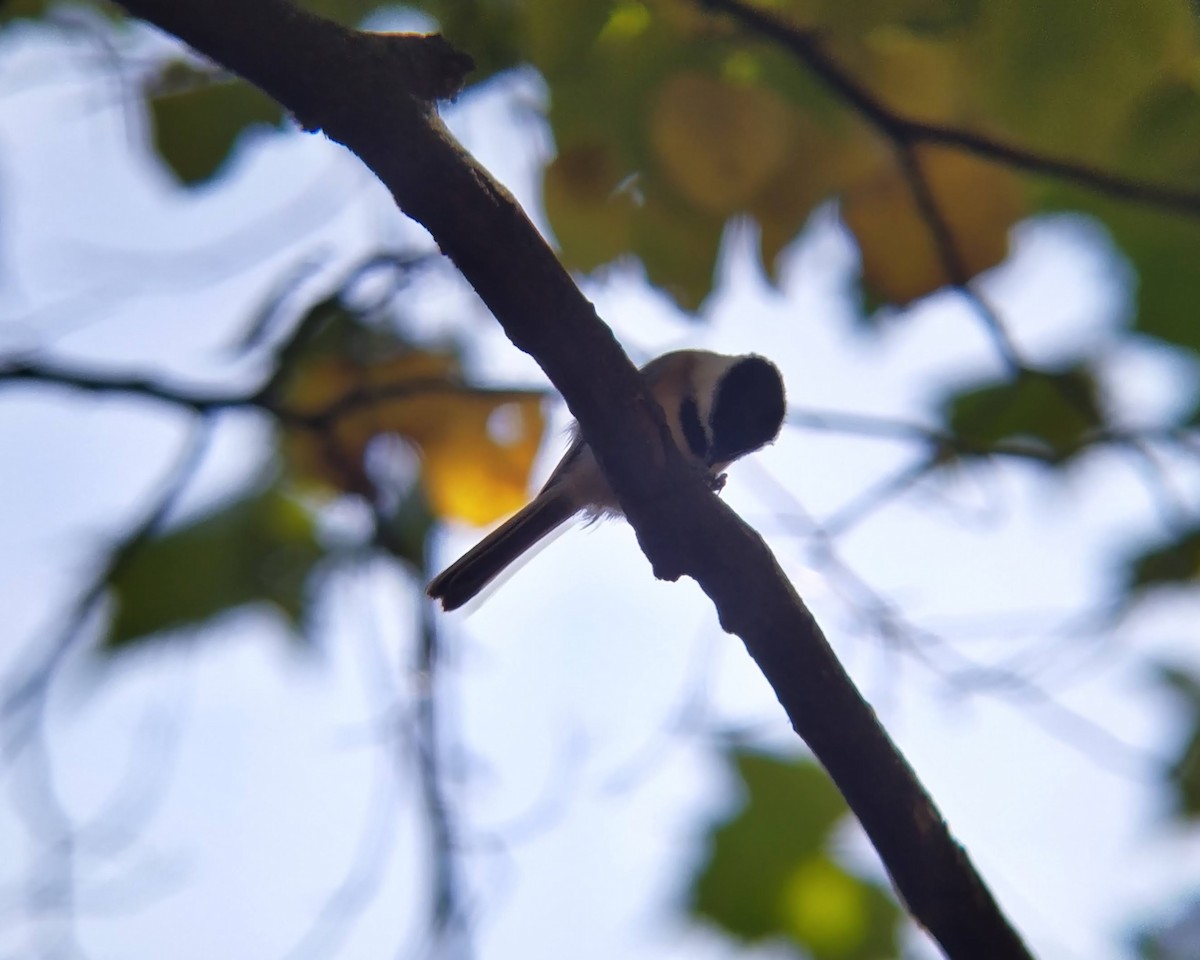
[277,308,546,525]
[841,145,1026,305]
[1134,898,1200,959]
[543,142,639,272]
[377,483,437,570]
[1125,527,1200,597]
[1039,184,1200,352]
[1118,68,1200,185]
[148,62,284,185]
[104,483,324,651]
[294,0,379,25]
[0,0,120,24]
[650,71,798,216]
[0,0,53,22]
[691,749,902,958]
[942,363,1105,464]
[966,0,1194,157]
[849,24,966,122]
[110,0,1200,317]
[1152,664,1200,819]
[521,0,612,78]
[1170,723,1200,819]
[632,188,726,311]
[419,0,524,81]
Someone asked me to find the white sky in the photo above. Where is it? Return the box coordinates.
[1,13,1199,960]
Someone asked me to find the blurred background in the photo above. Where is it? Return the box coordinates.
[2,1,1200,958]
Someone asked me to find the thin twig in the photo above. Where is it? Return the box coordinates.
[818,453,937,537]
[745,462,1160,780]
[892,142,1024,372]
[0,360,547,430]
[372,503,475,960]
[1,421,216,754]
[0,422,214,960]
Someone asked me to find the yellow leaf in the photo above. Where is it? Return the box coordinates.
[650,71,798,215]
[281,349,546,526]
[840,145,1026,304]
[780,857,868,955]
[411,393,546,526]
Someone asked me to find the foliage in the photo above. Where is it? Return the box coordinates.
[1125,527,1200,600]
[104,480,324,650]
[275,294,546,524]
[691,749,902,958]
[1154,664,1200,820]
[148,61,285,185]
[4,0,1200,955]
[942,363,1105,465]
[19,0,1199,342]
[98,262,546,650]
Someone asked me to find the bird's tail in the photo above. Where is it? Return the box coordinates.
[426,491,577,611]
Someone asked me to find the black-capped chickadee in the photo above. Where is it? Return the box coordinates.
[427,350,786,611]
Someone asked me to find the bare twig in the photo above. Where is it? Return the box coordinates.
[1,422,215,755]
[410,577,474,958]
[0,360,546,431]
[1,422,214,960]
[371,500,475,959]
[746,463,1159,780]
[892,142,1024,371]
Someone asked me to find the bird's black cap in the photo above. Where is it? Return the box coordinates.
[708,355,786,465]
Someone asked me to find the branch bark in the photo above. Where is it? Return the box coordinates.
[115,2,1035,957]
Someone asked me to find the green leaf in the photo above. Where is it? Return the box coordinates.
[1118,72,1200,186]
[293,0,379,26]
[103,484,325,651]
[691,750,902,959]
[1,0,121,24]
[1170,723,1200,819]
[377,483,437,571]
[967,0,1192,157]
[419,0,524,82]
[1124,526,1200,597]
[148,62,285,186]
[1133,900,1200,960]
[1153,664,1200,820]
[0,0,52,22]
[942,363,1105,464]
[1039,185,1200,352]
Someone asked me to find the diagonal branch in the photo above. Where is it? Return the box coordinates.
[109,3,1032,957]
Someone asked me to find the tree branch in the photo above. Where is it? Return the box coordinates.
[109,2,1032,956]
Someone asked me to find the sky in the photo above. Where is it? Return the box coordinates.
[2,11,1200,960]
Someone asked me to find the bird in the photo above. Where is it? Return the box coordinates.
[426,349,786,611]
